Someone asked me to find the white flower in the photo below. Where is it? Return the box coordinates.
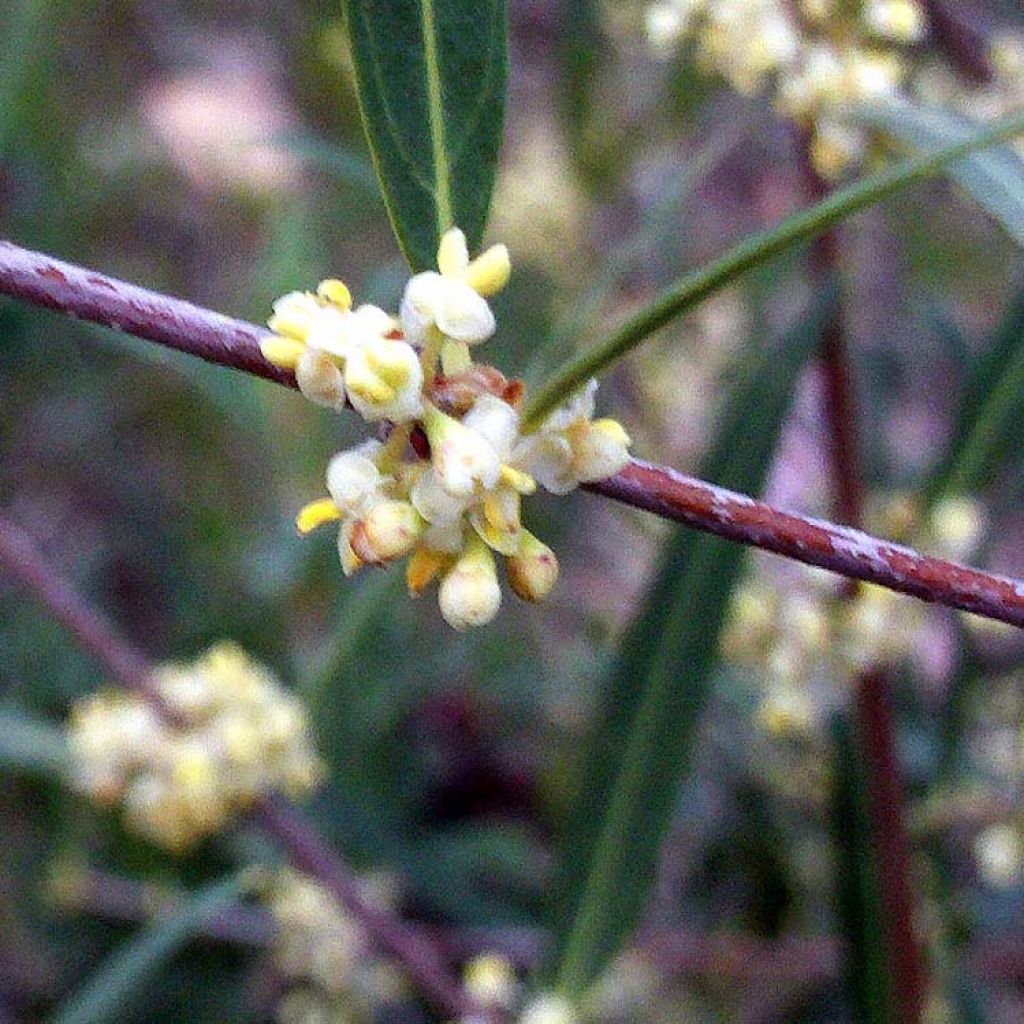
[514,380,630,494]
[343,333,424,423]
[399,227,510,347]
[438,536,502,630]
[325,441,384,517]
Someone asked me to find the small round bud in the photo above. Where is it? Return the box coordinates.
[438,537,501,630]
[505,530,559,602]
[295,348,347,410]
[349,501,426,565]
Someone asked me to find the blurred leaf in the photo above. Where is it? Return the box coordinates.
[0,706,69,778]
[342,0,508,270]
[860,102,1024,250]
[832,717,892,1023]
[545,296,831,997]
[0,0,54,157]
[523,112,1024,428]
[51,872,251,1024]
[926,283,1024,500]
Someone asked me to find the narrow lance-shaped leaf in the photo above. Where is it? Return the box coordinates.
[857,102,1024,251]
[544,294,833,998]
[523,112,1024,429]
[926,283,1024,503]
[342,0,508,270]
[53,871,252,1024]
[832,716,893,1024]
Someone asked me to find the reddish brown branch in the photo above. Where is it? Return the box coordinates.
[586,461,1024,627]
[2,239,1023,628]
[0,239,294,388]
[0,516,483,1022]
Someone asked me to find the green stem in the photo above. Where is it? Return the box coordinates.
[523,112,1024,430]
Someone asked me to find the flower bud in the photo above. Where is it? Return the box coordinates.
[326,442,383,516]
[260,335,306,370]
[344,337,424,423]
[295,348,347,410]
[349,501,426,565]
[422,404,501,497]
[267,291,321,341]
[572,418,631,482]
[505,530,559,602]
[438,537,501,630]
[315,278,352,309]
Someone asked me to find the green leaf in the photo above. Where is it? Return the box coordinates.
[0,706,69,778]
[831,717,892,1024]
[342,0,508,270]
[523,111,1024,429]
[545,296,832,998]
[51,872,252,1024]
[926,284,1024,501]
[858,102,1024,250]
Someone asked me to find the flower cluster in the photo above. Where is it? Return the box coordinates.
[262,229,632,630]
[266,869,404,1024]
[721,493,987,736]
[645,0,928,177]
[67,643,323,850]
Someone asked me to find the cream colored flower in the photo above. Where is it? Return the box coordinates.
[515,380,631,494]
[399,228,510,347]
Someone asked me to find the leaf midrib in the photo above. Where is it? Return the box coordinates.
[419,0,453,237]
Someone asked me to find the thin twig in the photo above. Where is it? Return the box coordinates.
[585,461,1024,627]
[0,516,485,1022]
[2,239,1024,628]
[0,239,293,388]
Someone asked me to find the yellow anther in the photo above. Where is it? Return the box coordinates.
[437,227,470,277]
[591,418,631,447]
[499,465,536,495]
[295,498,342,535]
[365,343,415,388]
[463,244,511,297]
[406,546,451,596]
[316,278,352,310]
[260,336,307,371]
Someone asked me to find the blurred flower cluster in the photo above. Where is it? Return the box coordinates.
[645,0,928,176]
[68,643,323,850]
[721,493,987,736]
[262,228,632,630]
[266,869,405,1024]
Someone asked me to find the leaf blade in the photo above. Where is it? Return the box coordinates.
[545,296,832,997]
[859,102,1024,250]
[51,872,251,1024]
[342,0,508,270]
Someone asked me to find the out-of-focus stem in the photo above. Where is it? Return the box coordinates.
[0,516,487,1023]
[797,141,923,1022]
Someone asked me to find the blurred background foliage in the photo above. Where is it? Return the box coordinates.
[2,0,1024,1021]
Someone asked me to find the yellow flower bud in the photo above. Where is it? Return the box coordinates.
[349,501,426,565]
[438,537,501,630]
[505,530,559,603]
[406,546,452,596]
[437,227,470,277]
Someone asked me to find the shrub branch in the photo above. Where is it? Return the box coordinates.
[1,239,1023,628]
